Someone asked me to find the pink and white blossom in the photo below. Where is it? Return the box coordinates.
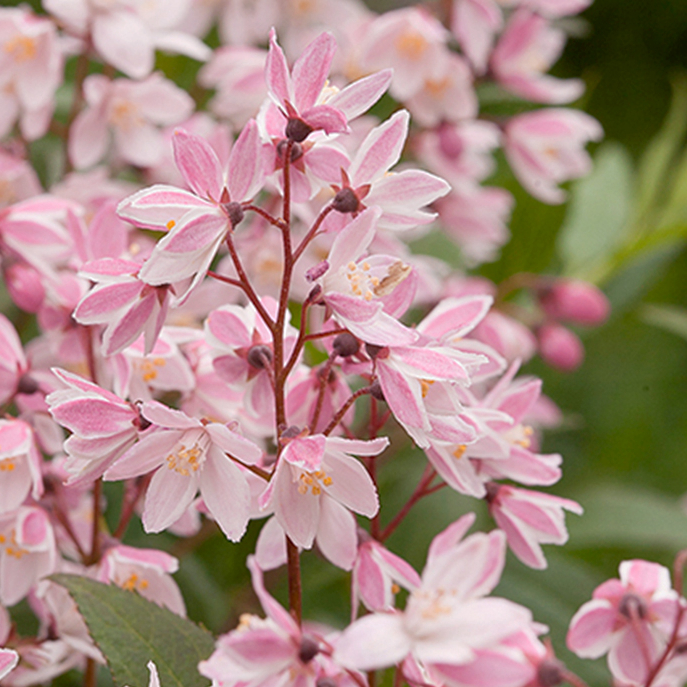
[259,434,386,550]
[567,560,681,685]
[69,74,195,170]
[336,513,532,672]
[504,109,603,204]
[104,401,262,540]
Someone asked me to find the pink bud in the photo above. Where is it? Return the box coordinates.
[538,323,584,371]
[4,263,45,313]
[540,279,610,326]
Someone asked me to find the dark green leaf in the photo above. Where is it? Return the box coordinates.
[51,574,215,687]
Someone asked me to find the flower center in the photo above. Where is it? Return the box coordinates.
[109,99,143,131]
[0,529,28,559]
[4,35,37,62]
[119,572,150,592]
[0,457,17,472]
[297,469,332,496]
[138,357,166,383]
[395,31,428,60]
[166,434,208,476]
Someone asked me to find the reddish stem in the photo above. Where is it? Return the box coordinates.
[292,204,334,263]
[380,466,437,542]
[323,386,372,436]
[309,357,336,432]
[243,204,283,228]
[286,537,302,626]
[303,328,348,342]
[224,234,275,331]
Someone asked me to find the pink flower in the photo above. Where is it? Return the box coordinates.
[104,401,262,540]
[451,0,503,74]
[435,185,513,266]
[43,0,210,79]
[259,434,386,550]
[0,506,56,606]
[97,544,185,616]
[404,53,477,128]
[200,557,343,687]
[0,8,62,141]
[372,339,485,448]
[504,108,603,204]
[265,29,348,142]
[567,560,682,685]
[330,110,451,231]
[353,533,422,613]
[118,122,266,300]
[47,368,143,486]
[313,207,419,346]
[74,258,172,356]
[357,8,450,101]
[0,313,30,405]
[0,419,43,514]
[486,484,582,569]
[199,46,268,128]
[335,513,531,671]
[69,74,195,170]
[0,149,41,209]
[491,10,585,104]
[205,296,298,422]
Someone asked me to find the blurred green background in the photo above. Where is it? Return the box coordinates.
[8,0,687,685]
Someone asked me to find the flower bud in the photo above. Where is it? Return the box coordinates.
[538,323,584,371]
[540,279,610,326]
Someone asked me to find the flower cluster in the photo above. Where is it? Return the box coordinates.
[0,0,628,686]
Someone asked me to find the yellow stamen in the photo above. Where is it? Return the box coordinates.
[4,35,37,62]
[452,444,467,460]
[420,379,434,398]
[395,31,428,60]
[166,220,176,230]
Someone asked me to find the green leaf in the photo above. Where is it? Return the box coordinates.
[51,574,215,687]
[567,483,687,549]
[634,74,687,221]
[557,142,633,277]
[641,303,687,341]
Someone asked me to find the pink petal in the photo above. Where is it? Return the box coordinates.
[74,281,143,322]
[300,104,348,135]
[566,599,617,658]
[327,69,393,121]
[247,555,298,635]
[104,431,177,480]
[117,184,210,229]
[265,29,291,108]
[0,649,18,681]
[227,119,264,202]
[335,612,411,671]
[350,110,409,185]
[316,497,357,570]
[201,448,250,541]
[173,129,223,201]
[92,11,153,79]
[292,32,336,112]
[323,452,378,517]
[143,466,199,533]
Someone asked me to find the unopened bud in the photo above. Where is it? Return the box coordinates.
[540,279,610,326]
[537,323,584,372]
[333,332,360,358]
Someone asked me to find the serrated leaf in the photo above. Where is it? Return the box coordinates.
[558,142,633,277]
[51,574,215,687]
[567,484,687,549]
[641,303,687,341]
